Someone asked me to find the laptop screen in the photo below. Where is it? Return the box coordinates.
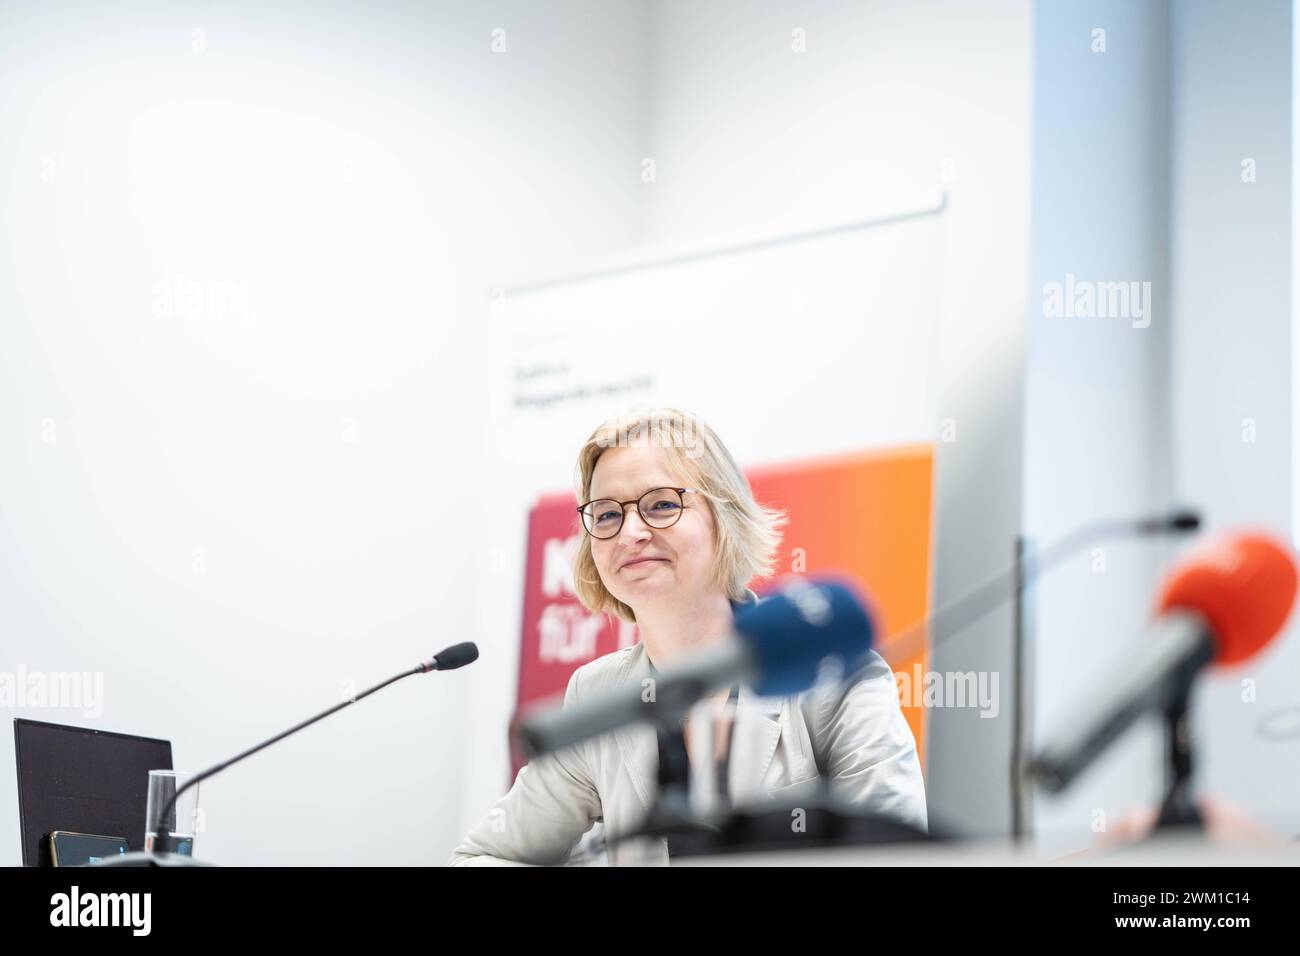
[14,718,172,866]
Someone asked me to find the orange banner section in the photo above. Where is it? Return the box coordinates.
[745,444,934,766]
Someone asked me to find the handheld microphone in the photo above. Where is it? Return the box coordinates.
[149,643,479,856]
[1030,533,1296,794]
[806,507,1201,840]
[515,577,874,759]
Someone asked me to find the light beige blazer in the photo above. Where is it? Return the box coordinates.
[450,596,928,866]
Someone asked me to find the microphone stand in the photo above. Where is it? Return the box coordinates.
[1154,683,1203,830]
[638,718,719,852]
[1149,633,1217,834]
[1010,534,1033,843]
[835,508,1202,844]
[96,644,478,866]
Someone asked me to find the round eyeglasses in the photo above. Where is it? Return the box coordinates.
[576,487,697,539]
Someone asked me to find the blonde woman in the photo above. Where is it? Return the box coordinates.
[450,408,927,865]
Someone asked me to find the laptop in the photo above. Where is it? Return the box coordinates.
[14,718,173,866]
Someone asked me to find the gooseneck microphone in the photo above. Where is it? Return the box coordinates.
[515,577,873,759]
[1030,533,1297,795]
[151,642,479,855]
[867,508,1204,665]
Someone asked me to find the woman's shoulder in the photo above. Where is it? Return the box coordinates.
[566,643,646,700]
[795,647,905,727]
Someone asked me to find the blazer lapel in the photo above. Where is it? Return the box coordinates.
[611,644,657,814]
[723,587,784,804]
[727,687,784,805]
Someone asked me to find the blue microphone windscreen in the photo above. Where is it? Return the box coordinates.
[733,578,874,696]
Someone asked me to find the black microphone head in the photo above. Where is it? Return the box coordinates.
[1135,508,1202,535]
[432,642,479,671]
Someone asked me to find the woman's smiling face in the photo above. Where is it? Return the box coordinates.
[586,443,718,610]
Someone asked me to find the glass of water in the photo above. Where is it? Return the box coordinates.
[144,769,201,856]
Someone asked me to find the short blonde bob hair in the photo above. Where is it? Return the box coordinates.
[571,406,787,623]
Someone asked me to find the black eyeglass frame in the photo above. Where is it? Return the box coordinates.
[575,486,699,539]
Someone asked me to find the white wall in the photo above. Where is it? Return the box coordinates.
[0,0,647,865]
[1169,0,1297,834]
[1025,0,1175,854]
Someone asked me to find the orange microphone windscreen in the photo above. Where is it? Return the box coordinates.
[1157,531,1298,666]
